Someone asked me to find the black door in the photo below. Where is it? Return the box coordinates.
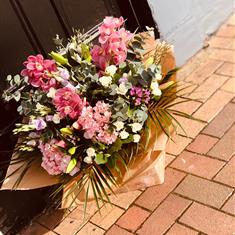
[0,0,157,234]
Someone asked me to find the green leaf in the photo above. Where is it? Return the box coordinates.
[60,127,73,135]
[68,146,77,155]
[81,43,92,62]
[95,153,108,165]
[107,138,122,154]
[127,106,134,118]
[145,56,154,68]
[66,158,77,173]
[50,51,69,65]
[121,134,134,144]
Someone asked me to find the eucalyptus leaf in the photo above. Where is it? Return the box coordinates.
[14,75,21,85]
[13,91,21,102]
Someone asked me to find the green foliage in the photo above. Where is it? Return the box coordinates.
[68,146,77,155]
[60,127,73,136]
[66,158,77,173]
[50,51,69,65]
[81,43,92,62]
[148,82,205,138]
[95,153,109,164]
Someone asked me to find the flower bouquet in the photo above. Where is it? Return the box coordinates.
[1,16,196,209]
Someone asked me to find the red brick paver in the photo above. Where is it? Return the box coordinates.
[135,168,185,210]
[116,206,149,232]
[165,223,198,235]
[194,90,234,122]
[22,12,235,235]
[186,59,223,84]
[216,62,235,77]
[216,24,235,37]
[208,125,235,161]
[106,225,133,235]
[214,156,235,187]
[180,203,235,235]
[222,193,235,216]
[90,204,124,230]
[174,175,233,208]
[186,134,218,154]
[171,151,224,179]
[76,222,105,235]
[137,194,191,235]
[203,102,235,137]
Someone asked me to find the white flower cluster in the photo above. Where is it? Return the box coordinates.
[113,121,141,143]
[84,147,96,164]
[99,65,117,87]
[150,73,162,96]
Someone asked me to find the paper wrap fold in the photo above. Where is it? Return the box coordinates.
[1,35,176,207]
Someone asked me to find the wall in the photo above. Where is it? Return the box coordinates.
[147,0,234,65]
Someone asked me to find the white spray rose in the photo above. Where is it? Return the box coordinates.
[133,134,141,143]
[84,156,93,164]
[120,130,129,139]
[105,65,117,76]
[86,147,96,157]
[52,114,60,124]
[122,73,128,78]
[116,83,128,95]
[47,87,57,98]
[26,140,37,146]
[129,123,142,133]
[154,73,162,81]
[150,81,162,96]
[99,76,112,87]
[113,121,124,131]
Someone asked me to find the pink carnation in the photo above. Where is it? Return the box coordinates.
[39,139,80,176]
[21,54,58,92]
[91,16,133,70]
[53,87,85,119]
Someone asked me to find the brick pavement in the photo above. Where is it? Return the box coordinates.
[21,13,235,235]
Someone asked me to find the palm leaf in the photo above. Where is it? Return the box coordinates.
[93,168,111,204]
[160,68,180,84]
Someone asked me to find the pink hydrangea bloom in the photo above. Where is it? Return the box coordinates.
[39,139,80,176]
[91,16,132,70]
[21,54,58,92]
[97,128,118,145]
[53,87,86,119]
[73,101,117,145]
